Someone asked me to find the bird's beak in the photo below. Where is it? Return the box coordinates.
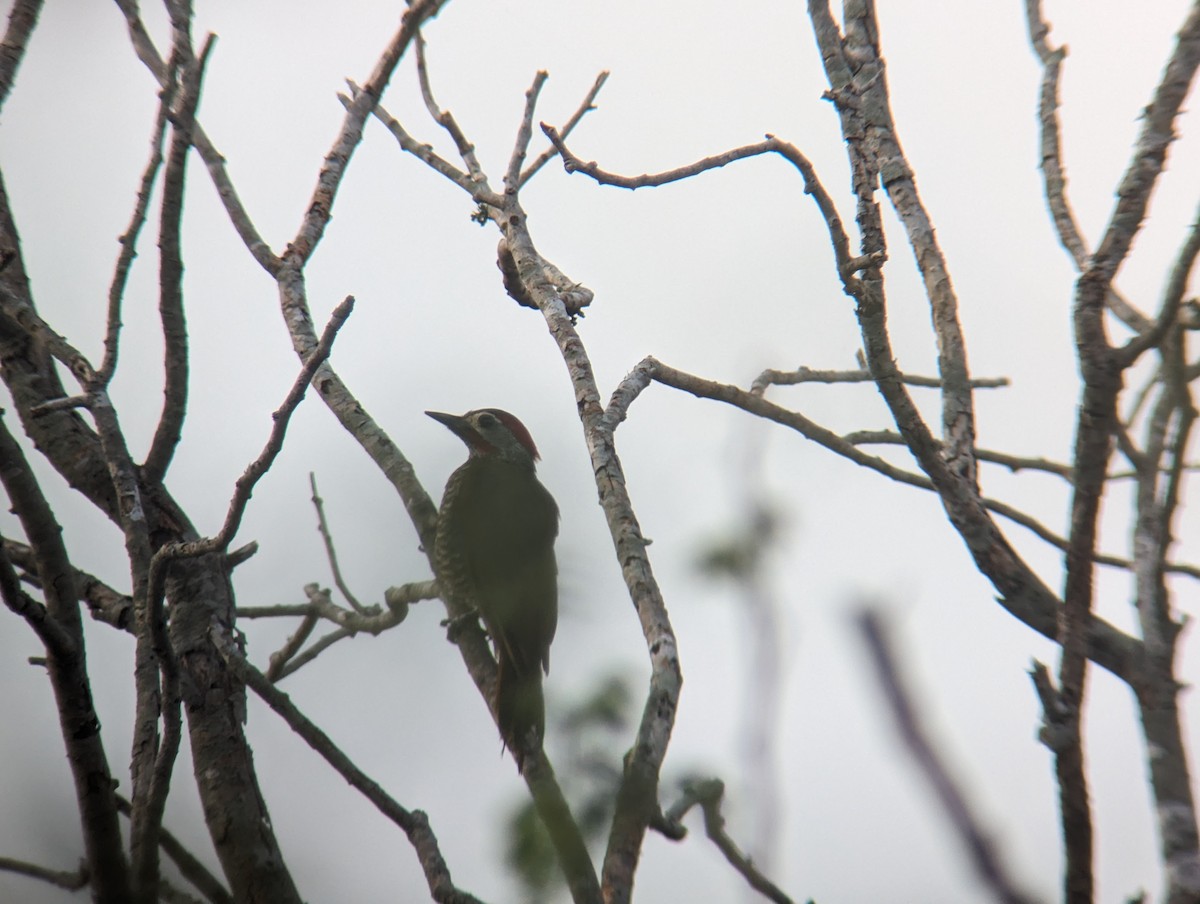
[425,410,476,445]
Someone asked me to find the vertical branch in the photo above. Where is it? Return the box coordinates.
[1131,330,1200,902]
[91,386,165,904]
[1058,9,1200,903]
[0,414,131,902]
[1023,0,1151,332]
[124,18,212,904]
[0,0,44,113]
[143,31,215,483]
[505,70,547,191]
[97,96,170,387]
[309,473,366,613]
[837,0,978,487]
[492,185,678,904]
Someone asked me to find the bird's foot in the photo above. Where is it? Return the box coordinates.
[441,609,482,642]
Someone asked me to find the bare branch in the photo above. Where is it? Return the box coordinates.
[266,582,408,680]
[265,612,319,681]
[0,531,75,654]
[640,354,1146,676]
[114,795,234,904]
[602,359,656,432]
[0,413,129,897]
[0,0,43,113]
[98,94,170,387]
[236,603,318,619]
[1022,0,1151,333]
[272,627,354,680]
[125,297,352,869]
[542,123,859,301]
[1055,10,1200,897]
[97,382,174,904]
[520,71,609,187]
[211,626,488,904]
[0,856,88,892]
[287,1,446,264]
[1122,201,1200,364]
[471,188,669,902]
[506,71,548,191]
[113,0,278,273]
[842,430,1072,479]
[858,610,1040,904]
[309,473,366,613]
[753,366,1008,394]
[340,80,497,202]
[825,3,980,486]
[0,281,99,387]
[1082,4,1200,312]
[542,125,781,189]
[153,296,353,571]
[413,31,489,191]
[275,13,449,592]
[237,580,434,680]
[144,33,216,485]
[98,26,210,874]
[3,537,134,628]
[662,779,794,904]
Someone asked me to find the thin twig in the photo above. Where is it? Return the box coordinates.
[152,296,353,569]
[653,357,1200,579]
[542,125,859,293]
[309,473,366,613]
[506,71,548,191]
[236,603,318,619]
[1022,0,1151,333]
[244,580,434,680]
[661,779,794,904]
[842,430,1072,479]
[341,80,498,202]
[414,31,487,185]
[1122,201,1200,364]
[265,612,319,681]
[98,73,172,386]
[752,366,1008,393]
[113,0,278,272]
[520,71,609,187]
[143,33,216,484]
[271,625,355,681]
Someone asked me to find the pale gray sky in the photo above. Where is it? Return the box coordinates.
[1,1,1198,902]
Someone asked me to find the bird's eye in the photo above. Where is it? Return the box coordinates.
[476,412,498,430]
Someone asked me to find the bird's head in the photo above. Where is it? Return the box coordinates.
[426,408,541,468]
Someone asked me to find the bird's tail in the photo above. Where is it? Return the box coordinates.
[496,656,545,767]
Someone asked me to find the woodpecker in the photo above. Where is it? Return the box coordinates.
[426,408,559,766]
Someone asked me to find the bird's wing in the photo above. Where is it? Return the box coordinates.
[453,461,559,677]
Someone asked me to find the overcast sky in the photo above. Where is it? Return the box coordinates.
[2,1,1199,902]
